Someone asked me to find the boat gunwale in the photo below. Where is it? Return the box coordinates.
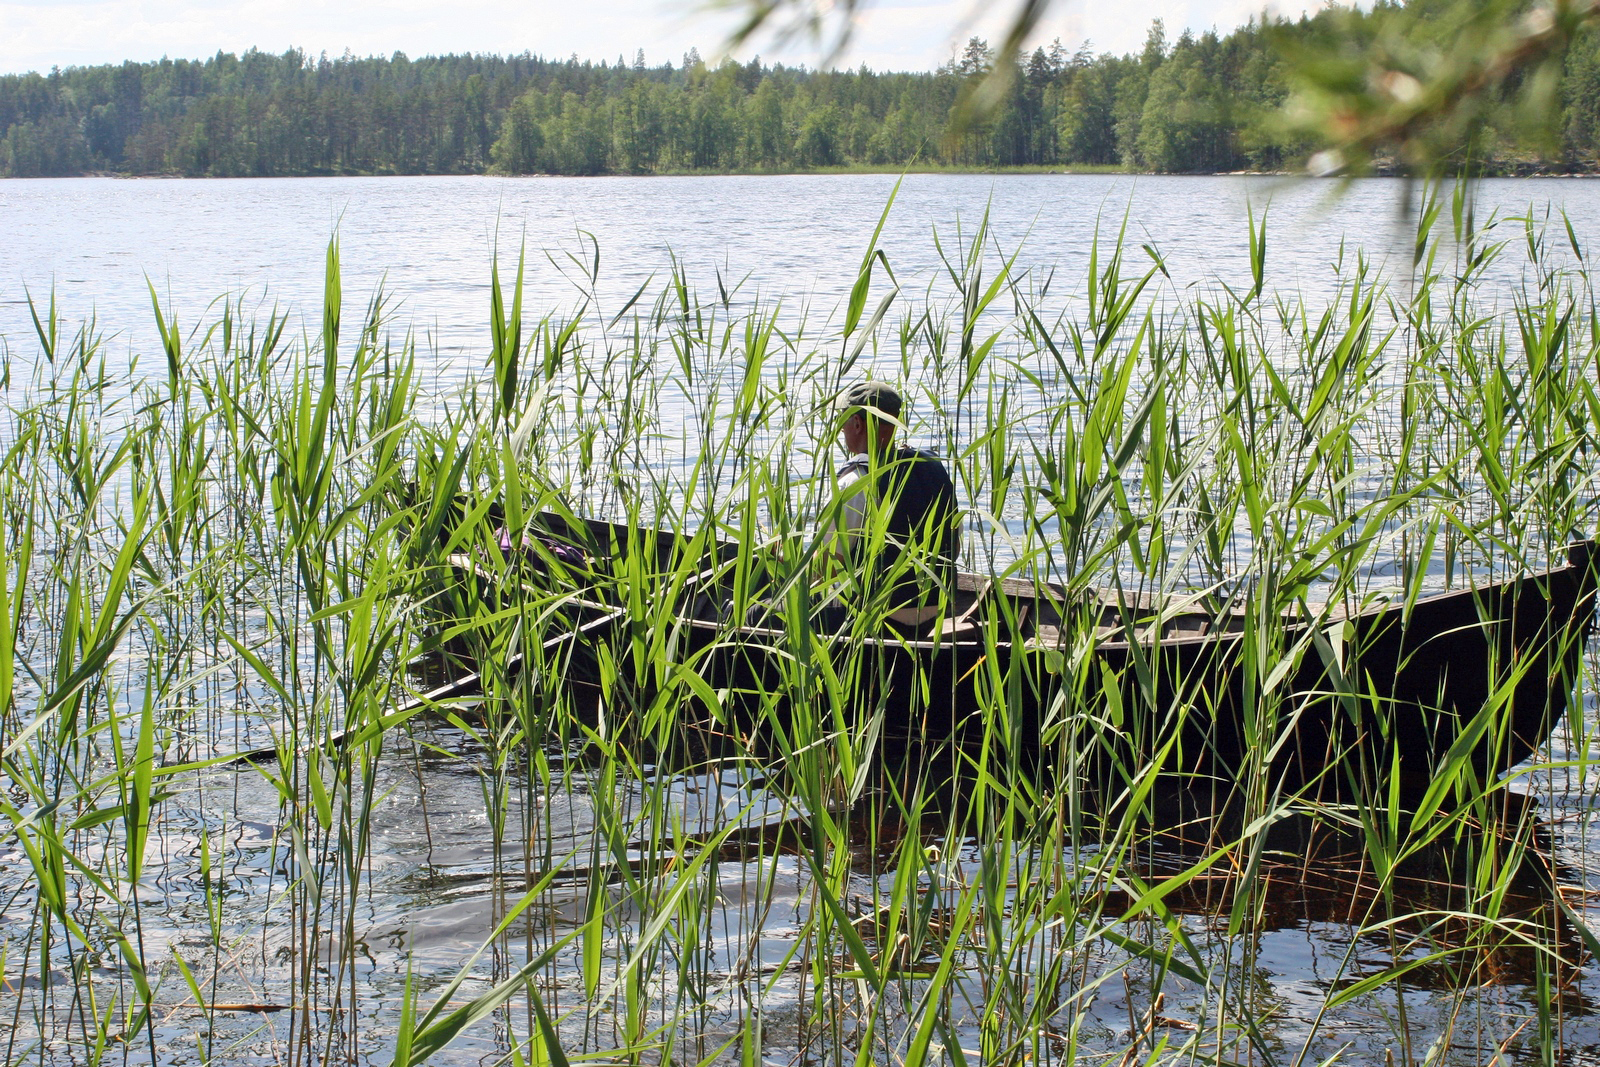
[632,541,1597,657]
[441,521,1597,659]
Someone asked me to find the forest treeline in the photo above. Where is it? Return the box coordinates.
[6,0,1600,178]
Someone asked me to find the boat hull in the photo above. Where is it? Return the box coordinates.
[426,515,1597,792]
[624,545,1598,791]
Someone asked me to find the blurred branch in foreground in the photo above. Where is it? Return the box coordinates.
[1281,0,1600,175]
[709,0,1053,122]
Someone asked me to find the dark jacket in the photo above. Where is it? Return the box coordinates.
[838,445,959,613]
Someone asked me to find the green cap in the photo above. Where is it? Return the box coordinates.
[836,380,903,421]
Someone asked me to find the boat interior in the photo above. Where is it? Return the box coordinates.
[438,511,1591,654]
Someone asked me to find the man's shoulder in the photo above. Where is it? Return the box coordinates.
[896,446,953,481]
[843,447,951,484]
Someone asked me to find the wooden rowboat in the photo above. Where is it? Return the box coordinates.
[430,514,1597,792]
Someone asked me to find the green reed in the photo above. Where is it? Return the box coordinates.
[0,180,1596,1067]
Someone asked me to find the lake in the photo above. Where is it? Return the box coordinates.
[5,172,1580,371]
[2,172,1600,1067]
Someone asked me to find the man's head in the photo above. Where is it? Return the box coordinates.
[836,381,902,455]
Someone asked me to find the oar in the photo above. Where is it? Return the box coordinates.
[218,664,508,767]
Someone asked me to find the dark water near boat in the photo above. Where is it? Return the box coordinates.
[4,173,1600,1064]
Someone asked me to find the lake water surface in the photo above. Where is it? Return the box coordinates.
[5,173,1589,373]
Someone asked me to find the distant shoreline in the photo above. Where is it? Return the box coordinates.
[11,29,1600,182]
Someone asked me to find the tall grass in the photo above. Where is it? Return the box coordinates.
[0,180,1596,1066]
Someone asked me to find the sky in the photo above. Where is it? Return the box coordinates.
[0,0,1339,78]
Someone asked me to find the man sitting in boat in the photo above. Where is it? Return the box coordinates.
[819,380,960,634]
